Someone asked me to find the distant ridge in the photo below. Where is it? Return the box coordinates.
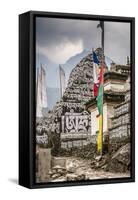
[62,49,91,82]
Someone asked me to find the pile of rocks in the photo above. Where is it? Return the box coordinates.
[49,157,89,182]
[49,164,86,182]
[66,159,87,181]
[90,143,131,173]
[105,143,130,172]
[49,165,67,180]
[48,142,131,182]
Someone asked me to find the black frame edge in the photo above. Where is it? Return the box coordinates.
[130,17,135,182]
[26,10,135,21]
[19,12,32,188]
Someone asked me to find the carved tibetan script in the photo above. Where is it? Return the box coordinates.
[61,111,90,133]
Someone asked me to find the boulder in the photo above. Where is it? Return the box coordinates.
[106,143,130,172]
[67,161,76,173]
[52,157,66,169]
[66,173,86,181]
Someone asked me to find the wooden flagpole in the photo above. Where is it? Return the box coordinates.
[101,22,104,156]
[101,57,104,157]
[97,21,104,54]
[102,21,104,54]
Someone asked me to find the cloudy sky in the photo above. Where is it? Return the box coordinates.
[36,17,130,109]
[36,17,130,66]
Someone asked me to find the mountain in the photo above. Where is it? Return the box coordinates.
[62,49,91,82]
[36,53,59,88]
[37,49,91,89]
[64,49,91,67]
[37,50,91,112]
[47,87,60,110]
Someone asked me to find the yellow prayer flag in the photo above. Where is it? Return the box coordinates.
[97,114,103,153]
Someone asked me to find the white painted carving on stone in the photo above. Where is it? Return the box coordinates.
[62,110,90,133]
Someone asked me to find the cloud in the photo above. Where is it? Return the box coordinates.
[37,39,83,64]
[36,17,130,65]
[104,22,130,64]
[36,17,101,64]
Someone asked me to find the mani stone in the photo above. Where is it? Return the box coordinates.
[38,148,51,182]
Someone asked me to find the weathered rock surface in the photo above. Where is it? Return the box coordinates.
[105,143,130,172]
[66,173,86,181]
[59,143,97,158]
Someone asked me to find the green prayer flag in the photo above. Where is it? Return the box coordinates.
[97,85,103,115]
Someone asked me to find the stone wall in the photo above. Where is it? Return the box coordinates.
[109,88,131,153]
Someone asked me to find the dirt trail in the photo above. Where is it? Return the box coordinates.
[51,156,130,182]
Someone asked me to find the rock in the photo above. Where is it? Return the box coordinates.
[76,174,86,181]
[57,168,66,174]
[95,155,102,162]
[106,143,130,172]
[51,173,62,179]
[52,157,66,169]
[66,174,78,181]
[67,167,76,173]
[52,177,67,182]
[48,170,53,175]
[66,173,86,181]
[101,164,108,170]
[90,154,109,170]
[52,165,66,170]
[67,161,76,173]
[90,160,96,167]
[112,143,130,165]
[50,163,67,180]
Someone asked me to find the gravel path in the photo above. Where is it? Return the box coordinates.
[51,156,130,182]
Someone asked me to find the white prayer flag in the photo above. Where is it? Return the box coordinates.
[59,65,66,97]
[36,64,47,118]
